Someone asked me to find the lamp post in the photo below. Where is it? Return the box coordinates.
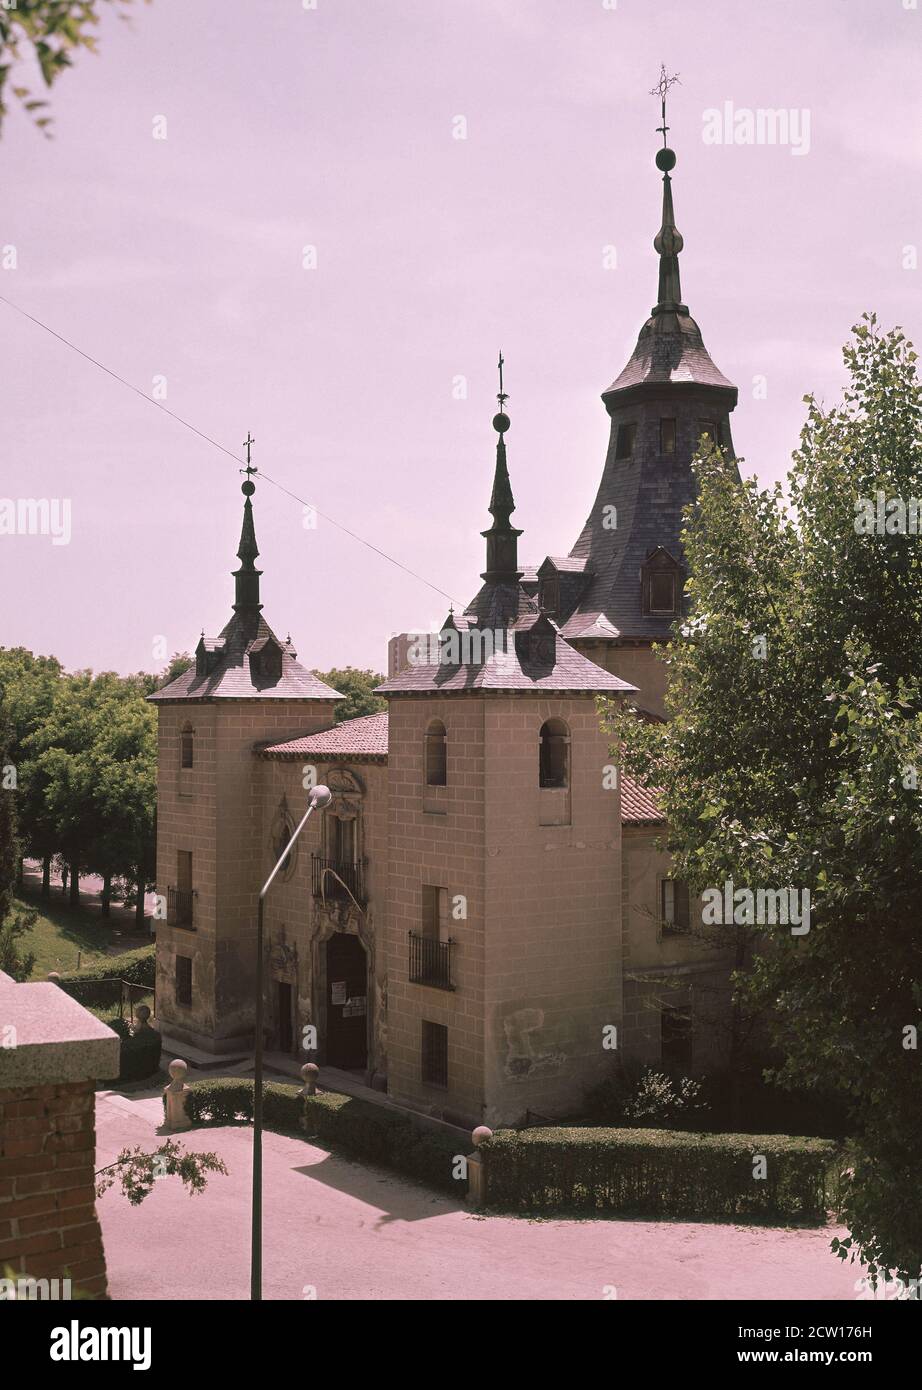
[251,782,332,1301]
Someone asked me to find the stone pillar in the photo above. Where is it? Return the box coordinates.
[465,1125,493,1208]
[162,1059,192,1131]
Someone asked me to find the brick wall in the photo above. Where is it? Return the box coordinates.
[0,1079,107,1297]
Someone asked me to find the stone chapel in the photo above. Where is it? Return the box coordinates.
[149,136,738,1128]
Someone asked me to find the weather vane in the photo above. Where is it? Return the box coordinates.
[241,431,257,483]
[649,64,680,148]
[497,351,508,411]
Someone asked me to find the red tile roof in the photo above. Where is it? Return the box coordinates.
[620,772,665,824]
[260,712,389,760]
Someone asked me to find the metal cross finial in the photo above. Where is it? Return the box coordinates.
[649,64,680,147]
[497,350,508,410]
[241,431,257,480]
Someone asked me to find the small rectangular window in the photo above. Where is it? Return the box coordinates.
[421,1021,448,1087]
[180,726,194,769]
[422,885,450,942]
[649,571,676,614]
[698,420,719,447]
[661,878,690,933]
[176,955,193,1007]
[177,850,192,892]
[615,422,638,459]
[661,1006,693,1071]
[541,576,560,618]
[660,418,676,454]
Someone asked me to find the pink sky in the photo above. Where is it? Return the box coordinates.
[1,0,919,677]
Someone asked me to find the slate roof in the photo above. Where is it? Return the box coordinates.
[376,609,637,697]
[603,309,736,398]
[149,610,342,703]
[260,712,389,760]
[620,772,664,824]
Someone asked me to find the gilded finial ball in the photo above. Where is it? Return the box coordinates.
[656,147,676,172]
[242,480,256,497]
[493,411,510,434]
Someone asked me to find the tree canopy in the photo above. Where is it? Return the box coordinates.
[605,316,922,1284]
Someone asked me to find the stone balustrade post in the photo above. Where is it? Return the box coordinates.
[466,1125,493,1208]
[163,1058,192,1131]
[299,1062,320,1097]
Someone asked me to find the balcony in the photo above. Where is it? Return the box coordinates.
[167,885,195,929]
[408,932,455,990]
[311,855,367,907]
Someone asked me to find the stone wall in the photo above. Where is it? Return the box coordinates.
[154,698,334,1052]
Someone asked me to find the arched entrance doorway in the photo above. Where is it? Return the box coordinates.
[325,932,367,1069]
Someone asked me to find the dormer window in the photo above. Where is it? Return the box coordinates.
[649,571,676,613]
[615,422,637,459]
[541,574,560,618]
[660,418,676,454]
[249,638,283,684]
[641,547,682,617]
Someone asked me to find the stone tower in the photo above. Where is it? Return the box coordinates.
[149,473,341,1053]
[378,374,637,1128]
[537,143,739,717]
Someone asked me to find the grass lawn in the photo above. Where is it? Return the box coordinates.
[13,892,149,979]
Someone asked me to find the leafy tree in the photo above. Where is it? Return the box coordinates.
[605,316,922,1285]
[0,689,36,979]
[0,0,145,136]
[0,648,64,894]
[314,666,386,725]
[94,1140,228,1205]
[24,670,156,916]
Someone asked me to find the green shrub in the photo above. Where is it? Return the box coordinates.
[622,1070,710,1129]
[55,946,155,1006]
[177,1080,466,1195]
[107,1017,162,1083]
[480,1127,842,1223]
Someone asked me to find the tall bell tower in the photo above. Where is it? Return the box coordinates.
[539,74,739,717]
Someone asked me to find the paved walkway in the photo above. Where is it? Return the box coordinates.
[95,1089,866,1301]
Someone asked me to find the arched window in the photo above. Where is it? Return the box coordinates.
[539,718,569,788]
[425,719,447,786]
[180,723,194,769]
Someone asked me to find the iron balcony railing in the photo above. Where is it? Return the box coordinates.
[408,932,456,990]
[167,885,195,928]
[311,856,367,906]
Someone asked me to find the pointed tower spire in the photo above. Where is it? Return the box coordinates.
[233,431,263,612]
[481,352,523,583]
[649,65,687,316]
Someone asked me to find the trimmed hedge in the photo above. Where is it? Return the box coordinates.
[179,1079,466,1195]
[480,1127,842,1223]
[55,946,156,1005]
[107,1018,163,1082]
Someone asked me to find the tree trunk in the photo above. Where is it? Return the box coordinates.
[69,863,79,908]
[16,856,24,888]
[41,856,51,898]
[135,872,146,932]
[101,870,112,918]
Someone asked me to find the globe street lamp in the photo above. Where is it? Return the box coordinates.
[251,782,332,1301]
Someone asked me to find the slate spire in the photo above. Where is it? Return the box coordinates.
[652,147,687,316]
[481,352,523,584]
[233,434,263,612]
